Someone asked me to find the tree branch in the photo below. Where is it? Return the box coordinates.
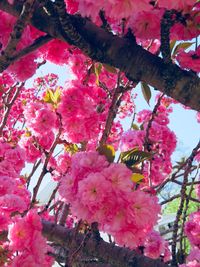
[0,0,200,111]
[42,220,172,267]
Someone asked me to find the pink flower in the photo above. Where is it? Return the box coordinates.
[0,176,16,195]
[176,47,200,73]
[71,151,109,183]
[40,39,70,65]
[130,9,164,40]
[158,0,196,10]
[102,163,133,193]
[195,183,200,200]
[8,210,53,266]
[196,112,200,123]
[128,190,160,229]
[185,211,200,246]
[187,247,200,262]
[120,129,145,152]
[8,218,32,251]
[59,150,161,248]
[37,130,55,150]
[56,153,71,175]
[77,172,112,218]
[19,136,41,163]
[0,194,27,213]
[58,81,107,143]
[24,102,57,135]
[4,146,25,173]
[144,231,165,259]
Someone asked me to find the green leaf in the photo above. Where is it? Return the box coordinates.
[65,143,79,155]
[103,64,117,74]
[97,144,115,163]
[131,173,144,183]
[43,88,61,106]
[43,89,51,103]
[170,40,176,52]
[120,149,152,168]
[173,42,195,57]
[54,87,61,103]
[94,64,102,86]
[141,82,151,106]
[131,123,139,130]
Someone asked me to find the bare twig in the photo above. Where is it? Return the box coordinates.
[27,159,42,188]
[99,72,124,147]
[160,194,181,205]
[11,34,52,62]
[179,177,196,264]
[144,93,165,152]
[32,128,62,204]
[171,140,200,266]
[59,203,70,226]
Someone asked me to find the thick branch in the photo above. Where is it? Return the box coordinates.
[0,0,200,111]
[42,220,172,267]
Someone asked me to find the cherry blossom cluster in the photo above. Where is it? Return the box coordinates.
[8,210,53,267]
[120,97,177,186]
[180,211,200,267]
[143,230,171,262]
[176,46,200,73]
[0,0,199,266]
[57,81,107,144]
[59,151,161,248]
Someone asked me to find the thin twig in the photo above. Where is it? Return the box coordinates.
[11,34,52,62]
[171,140,200,266]
[59,203,70,226]
[99,72,124,147]
[179,177,196,264]
[144,93,165,152]
[160,194,181,205]
[32,128,62,204]
[27,159,42,188]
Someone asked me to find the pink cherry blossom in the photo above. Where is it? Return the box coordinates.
[176,47,200,73]
[120,129,145,152]
[185,211,200,247]
[144,230,165,259]
[158,0,196,10]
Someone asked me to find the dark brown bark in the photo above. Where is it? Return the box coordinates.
[42,220,172,267]
[0,0,200,111]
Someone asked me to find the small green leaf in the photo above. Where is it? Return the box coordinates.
[141,82,151,106]
[120,149,152,168]
[94,64,102,86]
[173,42,195,57]
[43,89,51,103]
[97,144,115,163]
[43,88,61,106]
[170,40,176,52]
[131,123,139,130]
[131,173,144,183]
[54,87,61,103]
[65,143,79,155]
[103,64,117,74]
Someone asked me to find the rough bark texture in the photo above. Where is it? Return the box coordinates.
[0,0,200,111]
[42,220,172,267]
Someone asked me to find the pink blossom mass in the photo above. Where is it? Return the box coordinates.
[0,0,199,266]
